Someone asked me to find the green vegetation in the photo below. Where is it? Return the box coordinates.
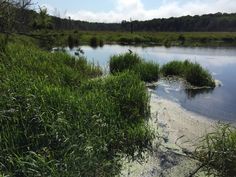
[0,43,153,176]
[110,53,159,82]
[67,34,79,49]
[109,53,215,86]
[90,36,98,47]
[161,60,215,87]
[110,53,142,73]
[31,31,236,47]
[196,124,236,177]
[133,62,160,83]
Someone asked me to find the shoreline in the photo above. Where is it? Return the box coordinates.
[121,94,217,177]
[150,94,216,151]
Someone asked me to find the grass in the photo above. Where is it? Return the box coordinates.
[110,53,142,73]
[109,53,159,82]
[0,43,153,176]
[161,60,215,87]
[195,124,236,177]
[133,62,160,83]
[31,31,236,47]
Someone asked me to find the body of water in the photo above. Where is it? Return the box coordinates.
[65,45,236,122]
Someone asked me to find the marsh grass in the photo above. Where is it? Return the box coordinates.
[133,62,160,82]
[195,124,236,177]
[31,31,236,47]
[0,44,153,176]
[110,53,142,73]
[161,60,215,87]
[110,53,159,82]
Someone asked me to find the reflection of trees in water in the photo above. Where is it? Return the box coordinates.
[185,88,214,99]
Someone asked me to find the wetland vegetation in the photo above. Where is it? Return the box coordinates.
[0,1,236,176]
[0,41,153,176]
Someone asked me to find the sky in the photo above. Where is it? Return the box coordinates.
[33,0,236,23]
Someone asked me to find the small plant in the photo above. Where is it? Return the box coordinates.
[195,124,236,177]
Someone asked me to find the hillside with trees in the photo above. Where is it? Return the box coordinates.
[46,12,236,32]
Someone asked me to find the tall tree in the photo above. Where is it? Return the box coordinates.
[0,0,33,33]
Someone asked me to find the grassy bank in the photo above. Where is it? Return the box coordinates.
[31,31,236,48]
[0,43,153,176]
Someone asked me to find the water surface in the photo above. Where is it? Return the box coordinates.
[65,45,236,122]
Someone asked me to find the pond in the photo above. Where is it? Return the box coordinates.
[64,45,236,122]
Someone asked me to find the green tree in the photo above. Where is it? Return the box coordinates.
[33,6,52,30]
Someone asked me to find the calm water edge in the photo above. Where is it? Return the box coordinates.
[65,45,236,122]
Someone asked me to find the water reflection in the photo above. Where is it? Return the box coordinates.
[185,88,214,99]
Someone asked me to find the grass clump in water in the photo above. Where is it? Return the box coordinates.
[0,44,153,176]
[195,124,236,177]
[161,60,215,87]
[110,53,159,82]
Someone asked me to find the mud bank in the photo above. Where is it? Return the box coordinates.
[120,93,216,177]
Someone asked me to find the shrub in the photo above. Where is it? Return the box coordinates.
[161,60,215,87]
[68,35,79,49]
[99,39,104,47]
[178,34,186,45]
[90,37,98,47]
[195,124,236,177]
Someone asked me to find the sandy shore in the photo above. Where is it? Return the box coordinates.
[120,93,216,177]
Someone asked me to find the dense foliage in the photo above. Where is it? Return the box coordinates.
[0,44,153,176]
[110,53,159,82]
[12,11,236,32]
[161,60,215,87]
[196,124,236,177]
[4,5,236,37]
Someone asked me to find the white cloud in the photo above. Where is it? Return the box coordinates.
[47,0,236,22]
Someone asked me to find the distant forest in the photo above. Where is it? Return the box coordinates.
[52,12,236,32]
[12,10,236,32]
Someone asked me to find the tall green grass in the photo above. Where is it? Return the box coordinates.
[161,60,215,87]
[195,124,236,176]
[0,44,153,176]
[110,53,159,82]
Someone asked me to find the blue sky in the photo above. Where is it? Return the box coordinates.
[33,0,236,22]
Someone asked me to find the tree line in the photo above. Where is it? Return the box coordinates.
[50,12,236,32]
[1,2,236,34]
